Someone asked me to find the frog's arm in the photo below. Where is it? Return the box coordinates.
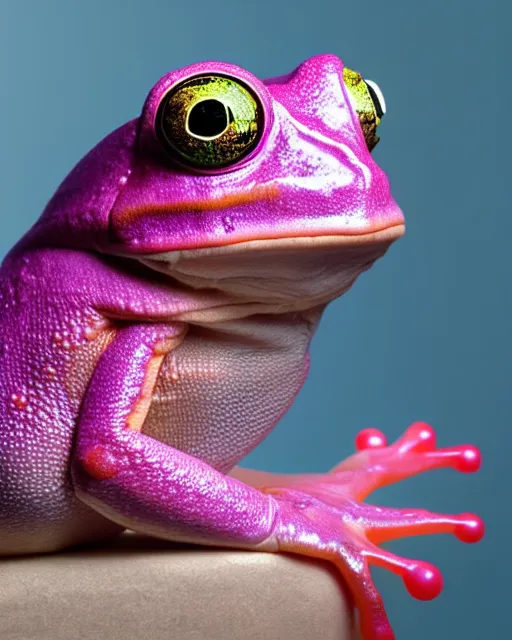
[72,321,279,548]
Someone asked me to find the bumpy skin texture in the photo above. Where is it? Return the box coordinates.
[0,55,483,639]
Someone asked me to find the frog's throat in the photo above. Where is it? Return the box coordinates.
[136,228,404,318]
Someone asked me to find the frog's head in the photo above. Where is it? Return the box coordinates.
[31,55,404,311]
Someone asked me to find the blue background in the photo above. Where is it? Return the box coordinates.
[1,1,508,637]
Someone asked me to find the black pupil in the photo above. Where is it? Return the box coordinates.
[188,99,228,137]
[365,83,384,119]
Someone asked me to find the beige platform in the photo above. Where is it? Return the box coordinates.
[1,532,357,639]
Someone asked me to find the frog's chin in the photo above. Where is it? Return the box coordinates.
[136,226,403,315]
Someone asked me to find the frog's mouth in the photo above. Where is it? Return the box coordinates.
[136,226,403,318]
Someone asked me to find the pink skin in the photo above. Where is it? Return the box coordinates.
[0,55,483,640]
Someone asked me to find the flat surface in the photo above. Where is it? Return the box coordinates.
[0,533,357,640]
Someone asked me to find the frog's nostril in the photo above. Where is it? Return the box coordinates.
[364,80,386,119]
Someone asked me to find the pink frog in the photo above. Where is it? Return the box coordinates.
[0,54,484,639]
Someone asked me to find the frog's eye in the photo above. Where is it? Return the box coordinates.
[343,68,386,151]
[156,75,263,169]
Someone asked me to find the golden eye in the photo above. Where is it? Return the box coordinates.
[157,75,263,169]
[343,67,385,151]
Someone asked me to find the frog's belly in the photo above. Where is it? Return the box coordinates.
[142,316,312,473]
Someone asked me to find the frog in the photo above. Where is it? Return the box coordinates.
[0,54,483,639]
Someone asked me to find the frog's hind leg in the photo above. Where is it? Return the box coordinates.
[263,422,484,640]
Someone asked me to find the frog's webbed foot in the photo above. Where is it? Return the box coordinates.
[264,423,484,640]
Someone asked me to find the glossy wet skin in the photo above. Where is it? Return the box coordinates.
[0,55,482,640]
[108,56,403,254]
[27,55,404,257]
